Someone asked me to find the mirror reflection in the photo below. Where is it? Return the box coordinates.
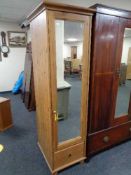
[55,20,84,143]
[115,28,131,118]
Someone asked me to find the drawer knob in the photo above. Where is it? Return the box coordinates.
[68,153,72,158]
[103,136,109,143]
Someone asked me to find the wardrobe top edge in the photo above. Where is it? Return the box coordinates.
[90,4,131,19]
[27,2,95,22]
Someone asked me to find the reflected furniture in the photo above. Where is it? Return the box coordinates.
[119,63,127,85]
[88,4,131,156]
[0,97,13,131]
[71,59,81,73]
[57,83,71,120]
[71,46,77,59]
[64,58,82,76]
[64,59,72,75]
[28,2,92,175]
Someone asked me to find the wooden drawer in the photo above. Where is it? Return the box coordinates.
[88,121,131,155]
[0,110,2,129]
[54,142,85,170]
[0,98,13,131]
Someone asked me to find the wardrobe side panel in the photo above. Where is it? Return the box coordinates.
[89,13,119,132]
[30,11,53,167]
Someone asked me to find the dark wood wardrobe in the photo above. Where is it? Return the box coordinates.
[88,4,131,155]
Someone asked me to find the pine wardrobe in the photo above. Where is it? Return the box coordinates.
[28,2,93,175]
[88,4,131,155]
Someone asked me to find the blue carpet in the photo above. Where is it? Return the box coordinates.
[0,93,131,175]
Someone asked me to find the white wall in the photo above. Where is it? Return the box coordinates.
[77,43,83,58]
[63,42,83,59]
[0,21,26,92]
[122,37,131,64]
[55,20,65,85]
[63,44,71,58]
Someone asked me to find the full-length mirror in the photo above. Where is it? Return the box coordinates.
[115,28,131,118]
[55,20,84,143]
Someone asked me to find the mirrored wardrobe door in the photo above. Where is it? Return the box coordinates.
[48,11,91,150]
[114,28,131,119]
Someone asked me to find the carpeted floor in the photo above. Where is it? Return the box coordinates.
[0,92,131,175]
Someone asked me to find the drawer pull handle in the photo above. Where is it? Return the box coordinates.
[68,153,72,158]
[65,153,72,162]
[103,136,109,143]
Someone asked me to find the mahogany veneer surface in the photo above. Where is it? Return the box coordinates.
[88,4,131,156]
[88,121,131,155]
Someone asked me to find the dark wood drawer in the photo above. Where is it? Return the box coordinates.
[88,121,131,155]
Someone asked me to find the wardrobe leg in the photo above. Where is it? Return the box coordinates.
[85,157,91,163]
[52,172,58,175]
[80,160,85,164]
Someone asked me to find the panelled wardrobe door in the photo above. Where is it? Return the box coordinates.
[89,13,120,132]
[48,11,91,172]
[48,8,90,158]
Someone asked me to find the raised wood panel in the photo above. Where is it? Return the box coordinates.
[112,116,129,126]
[89,13,120,133]
[88,121,131,155]
[94,14,119,73]
[30,10,53,168]
[90,74,114,132]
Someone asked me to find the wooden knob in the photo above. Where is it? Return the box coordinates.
[103,136,109,143]
[68,153,72,158]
